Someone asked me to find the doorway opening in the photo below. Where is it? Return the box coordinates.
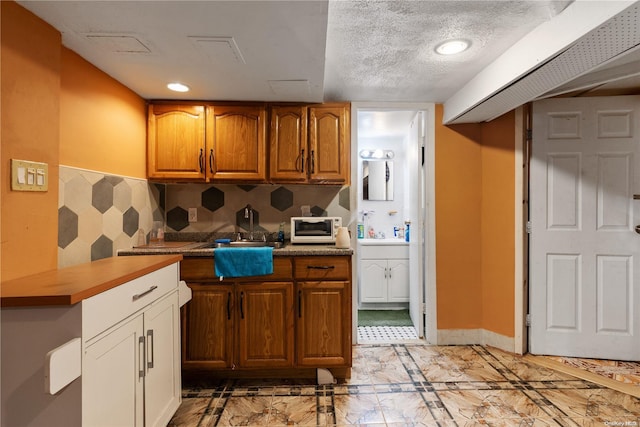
[350,103,437,345]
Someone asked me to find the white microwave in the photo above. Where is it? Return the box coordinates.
[290,217,342,244]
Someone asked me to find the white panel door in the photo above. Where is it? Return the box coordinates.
[83,314,144,427]
[530,96,640,360]
[388,259,410,302]
[144,291,181,427]
[360,260,386,302]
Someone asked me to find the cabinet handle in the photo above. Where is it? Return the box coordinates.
[209,149,214,174]
[310,150,315,174]
[388,268,392,279]
[298,290,302,318]
[199,148,204,173]
[384,267,388,279]
[227,292,232,320]
[146,330,154,370]
[138,336,145,379]
[306,265,335,270]
[132,285,158,301]
[240,291,245,319]
[300,149,305,173]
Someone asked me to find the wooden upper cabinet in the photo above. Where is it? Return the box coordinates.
[209,104,267,182]
[308,103,350,185]
[269,105,308,182]
[147,104,206,180]
[147,101,348,184]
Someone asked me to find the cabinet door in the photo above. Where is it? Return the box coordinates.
[144,292,181,427]
[297,281,351,367]
[360,259,387,303]
[387,259,410,302]
[269,105,308,182]
[308,103,350,184]
[209,105,267,181]
[147,103,206,180]
[182,284,233,368]
[237,282,294,368]
[83,314,144,427]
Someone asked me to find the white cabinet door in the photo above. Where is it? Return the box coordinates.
[144,291,181,427]
[83,314,144,427]
[360,260,386,302]
[387,259,410,302]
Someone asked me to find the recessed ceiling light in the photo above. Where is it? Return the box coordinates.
[167,82,190,92]
[435,39,470,55]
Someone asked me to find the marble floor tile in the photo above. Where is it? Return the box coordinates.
[332,393,386,425]
[215,396,272,426]
[169,345,640,426]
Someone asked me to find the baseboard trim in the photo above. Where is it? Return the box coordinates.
[437,329,516,353]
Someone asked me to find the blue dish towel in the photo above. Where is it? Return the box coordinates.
[214,247,274,279]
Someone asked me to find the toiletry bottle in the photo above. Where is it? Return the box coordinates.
[357,222,364,239]
[278,222,285,243]
[405,221,411,242]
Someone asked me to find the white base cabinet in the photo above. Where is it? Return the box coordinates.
[359,243,410,303]
[1,261,182,427]
[83,291,180,427]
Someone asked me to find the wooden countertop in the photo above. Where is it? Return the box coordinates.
[1,255,183,308]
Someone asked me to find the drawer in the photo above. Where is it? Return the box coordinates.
[181,257,293,282]
[82,263,179,341]
[359,245,409,259]
[294,256,351,280]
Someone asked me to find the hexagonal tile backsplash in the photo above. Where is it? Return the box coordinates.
[58,166,163,268]
[58,165,351,267]
[165,183,351,236]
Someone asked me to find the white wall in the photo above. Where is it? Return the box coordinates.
[357,135,409,240]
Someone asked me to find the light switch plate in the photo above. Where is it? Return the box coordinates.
[11,159,48,192]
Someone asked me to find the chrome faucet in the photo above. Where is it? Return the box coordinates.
[244,204,254,240]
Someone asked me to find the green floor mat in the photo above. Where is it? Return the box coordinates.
[357,309,413,327]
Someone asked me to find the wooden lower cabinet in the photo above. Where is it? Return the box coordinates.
[296,280,351,367]
[237,282,294,368]
[180,255,351,376]
[182,284,233,368]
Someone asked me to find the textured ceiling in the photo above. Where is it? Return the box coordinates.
[16,0,640,125]
[323,0,570,102]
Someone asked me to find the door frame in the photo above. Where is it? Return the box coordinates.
[515,105,527,354]
[350,102,437,345]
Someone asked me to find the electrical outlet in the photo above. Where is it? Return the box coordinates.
[188,208,197,222]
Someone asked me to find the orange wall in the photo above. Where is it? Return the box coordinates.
[434,105,483,329]
[480,112,516,337]
[1,2,147,280]
[1,2,60,280]
[60,48,147,178]
[434,105,517,337]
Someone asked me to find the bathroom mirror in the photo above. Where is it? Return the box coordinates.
[362,160,393,201]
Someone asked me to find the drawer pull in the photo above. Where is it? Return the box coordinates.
[240,291,245,319]
[138,336,145,379]
[146,330,154,370]
[133,285,158,301]
[227,292,232,320]
[298,290,302,318]
[306,265,335,270]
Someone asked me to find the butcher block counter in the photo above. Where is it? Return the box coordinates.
[1,254,183,307]
[1,254,184,427]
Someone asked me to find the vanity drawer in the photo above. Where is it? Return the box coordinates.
[82,263,179,341]
[294,256,351,280]
[359,244,409,259]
